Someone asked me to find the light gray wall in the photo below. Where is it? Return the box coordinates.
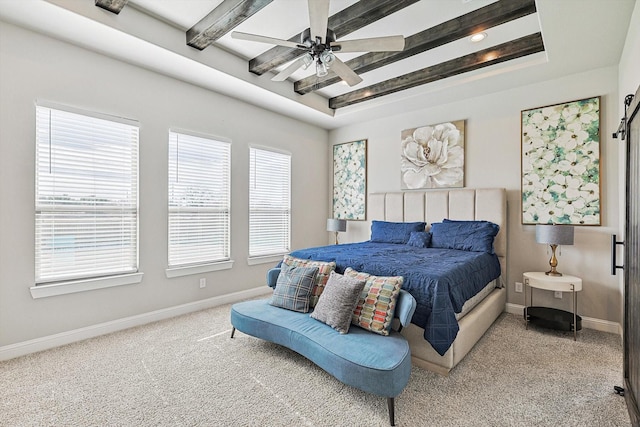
[3,3,639,348]
[619,1,640,102]
[0,22,329,347]
[329,66,623,324]
[617,1,640,329]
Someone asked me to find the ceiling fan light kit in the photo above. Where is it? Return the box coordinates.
[230,0,405,86]
[316,60,328,77]
[299,28,337,78]
[301,53,314,70]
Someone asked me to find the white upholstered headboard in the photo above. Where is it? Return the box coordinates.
[368,188,507,286]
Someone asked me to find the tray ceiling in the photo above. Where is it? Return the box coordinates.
[0,0,635,128]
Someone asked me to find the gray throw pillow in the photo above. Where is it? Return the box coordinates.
[270,264,319,313]
[310,271,366,334]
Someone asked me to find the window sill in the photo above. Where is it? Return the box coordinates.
[165,260,234,278]
[30,272,144,299]
[247,254,286,266]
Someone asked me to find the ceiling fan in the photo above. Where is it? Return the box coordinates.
[231,0,405,86]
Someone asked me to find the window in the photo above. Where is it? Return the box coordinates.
[249,147,291,258]
[168,131,231,269]
[35,105,139,284]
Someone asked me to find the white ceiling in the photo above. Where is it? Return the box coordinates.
[0,0,635,129]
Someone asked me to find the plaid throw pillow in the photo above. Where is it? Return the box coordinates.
[270,264,319,313]
[282,255,336,307]
[344,267,404,336]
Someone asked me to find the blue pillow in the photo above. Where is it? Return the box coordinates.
[406,231,431,248]
[370,221,427,244]
[430,220,499,253]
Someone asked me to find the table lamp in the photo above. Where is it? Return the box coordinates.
[535,224,574,276]
[327,218,347,245]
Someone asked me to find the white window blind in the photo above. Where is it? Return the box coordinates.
[249,147,291,257]
[35,105,139,284]
[168,131,231,267]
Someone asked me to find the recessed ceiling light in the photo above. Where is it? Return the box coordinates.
[470,32,487,43]
[484,52,498,61]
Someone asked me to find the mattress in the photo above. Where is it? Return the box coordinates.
[455,279,498,320]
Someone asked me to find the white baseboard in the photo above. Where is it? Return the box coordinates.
[504,303,621,335]
[0,286,271,362]
[1,295,620,362]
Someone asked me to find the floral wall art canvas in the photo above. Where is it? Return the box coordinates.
[400,120,465,189]
[333,140,367,220]
[521,96,601,225]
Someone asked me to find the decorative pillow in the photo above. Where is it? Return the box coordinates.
[430,219,500,254]
[344,267,404,336]
[370,221,427,244]
[407,231,432,248]
[310,271,366,334]
[269,264,319,313]
[282,255,336,307]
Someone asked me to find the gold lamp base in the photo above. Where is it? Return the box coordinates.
[545,244,563,276]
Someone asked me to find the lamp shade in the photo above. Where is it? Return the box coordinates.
[327,218,347,233]
[535,224,574,245]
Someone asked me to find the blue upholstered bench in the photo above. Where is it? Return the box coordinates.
[230,268,417,426]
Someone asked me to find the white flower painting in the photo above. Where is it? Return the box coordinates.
[521,96,600,225]
[333,140,366,220]
[400,120,465,189]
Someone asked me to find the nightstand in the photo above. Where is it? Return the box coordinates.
[523,271,582,340]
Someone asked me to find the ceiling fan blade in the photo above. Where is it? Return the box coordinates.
[329,56,363,87]
[308,0,330,43]
[271,57,307,82]
[231,31,304,49]
[330,35,405,53]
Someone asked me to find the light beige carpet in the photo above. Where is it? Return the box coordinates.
[0,301,631,426]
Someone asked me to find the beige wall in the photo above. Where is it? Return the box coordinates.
[329,66,622,325]
[0,22,329,348]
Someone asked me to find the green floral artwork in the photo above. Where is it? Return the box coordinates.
[333,140,366,220]
[521,96,600,225]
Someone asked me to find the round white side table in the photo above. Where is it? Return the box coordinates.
[523,271,583,340]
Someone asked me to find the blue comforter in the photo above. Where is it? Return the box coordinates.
[288,241,501,356]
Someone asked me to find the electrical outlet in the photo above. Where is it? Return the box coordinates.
[199,278,206,288]
[515,282,523,293]
[554,291,562,299]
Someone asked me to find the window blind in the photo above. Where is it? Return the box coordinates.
[168,131,231,267]
[249,147,291,257]
[35,106,139,283]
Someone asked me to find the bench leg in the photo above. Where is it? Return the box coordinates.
[387,397,395,426]
[230,327,236,338]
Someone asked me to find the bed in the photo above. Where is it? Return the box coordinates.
[291,188,507,375]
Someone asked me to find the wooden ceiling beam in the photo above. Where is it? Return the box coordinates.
[295,0,536,94]
[187,0,274,50]
[95,0,128,15]
[329,32,544,109]
[248,0,420,76]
